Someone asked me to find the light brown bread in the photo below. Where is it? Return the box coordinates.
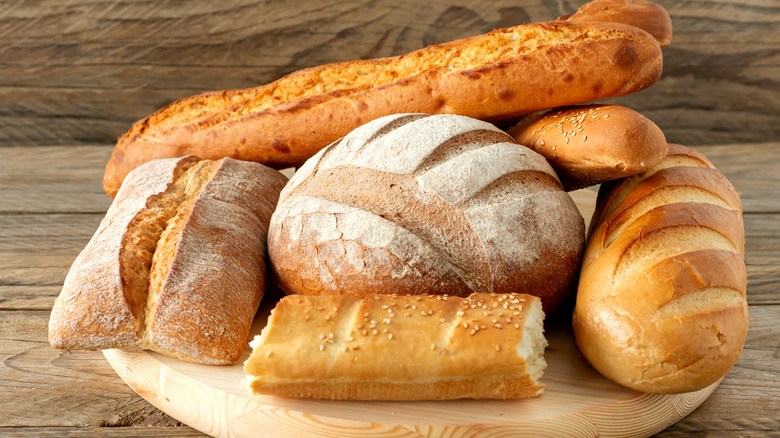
[49,156,287,365]
[267,113,585,315]
[103,20,663,197]
[560,0,673,48]
[244,293,546,400]
[573,144,748,393]
[507,105,668,190]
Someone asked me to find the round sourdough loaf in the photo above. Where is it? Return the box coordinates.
[268,114,585,314]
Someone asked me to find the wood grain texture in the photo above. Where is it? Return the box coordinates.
[1,0,778,147]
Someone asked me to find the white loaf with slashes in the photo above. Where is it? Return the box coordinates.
[268,113,585,314]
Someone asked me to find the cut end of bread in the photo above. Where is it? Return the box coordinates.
[518,297,548,383]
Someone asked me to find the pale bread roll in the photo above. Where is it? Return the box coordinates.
[244,293,547,400]
[49,156,287,364]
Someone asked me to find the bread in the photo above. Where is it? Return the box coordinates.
[573,144,748,393]
[49,156,287,365]
[244,292,547,400]
[267,113,585,315]
[559,0,673,48]
[507,104,668,190]
[103,20,663,197]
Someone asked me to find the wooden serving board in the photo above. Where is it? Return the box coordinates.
[103,190,720,438]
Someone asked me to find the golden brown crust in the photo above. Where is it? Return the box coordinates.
[267,114,585,315]
[507,105,668,190]
[49,157,288,364]
[573,144,749,393]
[244,293,547,400]
[103,20,662,197]
[561,0,673,48]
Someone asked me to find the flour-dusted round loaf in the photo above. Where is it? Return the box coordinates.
[268,114,585,314]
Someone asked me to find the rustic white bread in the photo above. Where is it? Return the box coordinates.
[267,113,585,315]
[103,20,663,197]
[573,144,748,393]
[559,0,673,48]
[244,293,546,400]
[507,105,668,190]
[49,156,287,364]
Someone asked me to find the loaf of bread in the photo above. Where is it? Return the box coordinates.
[507,105,668,190]
[103,20,663,197]
[244,292,547,400]
[49,156,287,365]
[267,113,585,315]
[559,0,673,48]
[573,144,748,393]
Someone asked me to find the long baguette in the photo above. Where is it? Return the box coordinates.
[244,293,547,400]
[103,20,663,197]
[559,0,673,48]
[573,144,748,393]
[49,156,287,364]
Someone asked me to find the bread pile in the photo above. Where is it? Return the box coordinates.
[49,0,748,400]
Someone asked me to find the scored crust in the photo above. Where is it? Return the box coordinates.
[103,20,662,196]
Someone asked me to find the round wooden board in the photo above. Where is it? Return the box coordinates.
[103,189,720,438]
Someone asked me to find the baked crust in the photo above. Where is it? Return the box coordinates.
[244,293,547,400]
[573,144,749,393]
[560,0,673,48]
[49,157,287,364]
[103,20,662,197]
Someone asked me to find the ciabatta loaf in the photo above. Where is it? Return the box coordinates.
[573,144,748,393]
[559,0,673,48]
[268,113,585,315]
[49,157,287,364]
[103,20,663,197]
[507,105,668,190]
[244,293,547,400]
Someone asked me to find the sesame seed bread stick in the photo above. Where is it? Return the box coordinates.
[244,293,547,400]
[103,20,662,197]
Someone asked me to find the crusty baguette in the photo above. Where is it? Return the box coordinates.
[573,144,748,393]
[244,293,547,400]
[507,105,668,190]
[103,20,663,197]
[559,0,673,48]
[49,156,287,365]
[267,113,585,315]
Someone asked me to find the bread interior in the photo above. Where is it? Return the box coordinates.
[517,298,548,382]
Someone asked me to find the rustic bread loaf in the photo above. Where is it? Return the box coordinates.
[103,20,663,197]
[559,0,673,48]
[267,113,585,314]
[244,292,547,400]
[507,105,668,190]
[49,156,287,365]
[573,144,748,393]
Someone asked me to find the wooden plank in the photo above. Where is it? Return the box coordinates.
[1,0,778,147]
[0,428,204,437]
[0,142,778,215]
[2,306,777,434]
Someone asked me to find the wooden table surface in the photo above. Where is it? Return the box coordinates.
[1,1,778,436]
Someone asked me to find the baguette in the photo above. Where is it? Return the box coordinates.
[244,293,547,400]
[507,104,668,190]
[573,144,748,393]
[103,20,663,197]
[267,113,585,315]
[559,0,673,48]
[49,156,287,365]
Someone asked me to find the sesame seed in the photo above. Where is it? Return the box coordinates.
[373,330,378,335]
[514,323,521,329]
[430,344,437,350]
[383,328,388,334]
[362,330,368,336]
[325,315,332,321]
[388,334,395,340]
[496,345,502,352]
[317,306,324,311]
[347,337,354,342]
[357,323,364,329]
[266,351,273,358]
[319,344,325,351]
[462,323,469,328]
[404,312,411,317]
[470,329,477,335]
[304,315,311,321]
[319,334,326,340]
[439,318,446,323]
